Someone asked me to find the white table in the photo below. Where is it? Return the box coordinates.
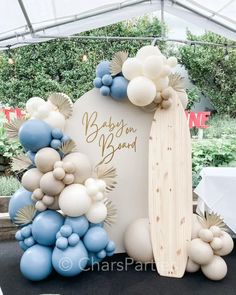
[194,167,236,233]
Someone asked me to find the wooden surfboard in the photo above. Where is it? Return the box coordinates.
[148,95,192,278]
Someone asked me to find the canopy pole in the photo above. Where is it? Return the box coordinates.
[17,0,34,35]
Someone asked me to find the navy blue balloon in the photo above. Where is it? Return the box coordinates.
[19,120,52,152]
[102,74,113,86]
[96,61,110,78]
[100,85,110,96]
[52,241,88,277]
[64,216,89,237]
[20,244,53,281]
[83,226,109,253]
[93,77,103,88]
[32,210,64,246]
[8,188,34,222]
[110,76,128,100]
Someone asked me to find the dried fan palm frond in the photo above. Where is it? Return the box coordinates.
[5,118,27,139]
[59,139,78,155]
[14,204,37,225]
[169,73,185,92]
[95,164,117,192]
[48,93,73,118]
[11,154,32,172]
[110,51,128,76]
[104,198,117,226]
[197,211,226,230]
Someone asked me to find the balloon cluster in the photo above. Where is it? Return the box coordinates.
[187,213,234,280]
[8,93,117,281]
[93,60,129,100]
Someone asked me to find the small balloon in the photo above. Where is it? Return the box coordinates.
[122,58,143,80]
[83,226,109,253]
[85,202,107,224]
[21,168,43,192]
[35,147,61,173]
[40,172,65,196]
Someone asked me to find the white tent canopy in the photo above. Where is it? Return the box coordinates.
[0,0,235,50]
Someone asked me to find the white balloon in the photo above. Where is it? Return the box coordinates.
[167,56,178,68]
[186,258,200,273]
[127,76,156,107]
[85,202,107,223]
[122,58,143,80]
[59,184,91,217]
[26,97,45,116]
[143,55,163,79]
[124,218,153,263]
[154,77,169,91]
[201,256,227,281]
[188,238,214,265]
[136,45,161,61]
[44,111,66,130]
[36,104,51,119]
[160,65,172,77]
[214,231,234,256]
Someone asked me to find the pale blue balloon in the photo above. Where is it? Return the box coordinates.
[96,249,106,259]
[26,151,36,165]
[52,241,88,277]
[86,252,102,266]
[60,224,73,238]
[32,210,64,246]
[20,244,53,281]
[106,240,116,252]
[68,233,80,246]
[50,139,61,149]
[106,250,115,257]
[15,230,23,241]
[83,226,109,253]
[64,216,89,237]
[19,119,52,152]
[100,85,110,96]
[61,134,70,143]
[102,74,113,86]
[51,128,63,139]
[24,236,35,248]
[93,77,103,88]
[21,225,31,238]
[8,188,34,223]
[56,237,68,250]
[110,76,128,100]
[19,241,28,251]
[96,61,110,78]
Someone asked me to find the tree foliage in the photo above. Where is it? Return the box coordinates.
[0,16,166,107]
[179,31,236,116]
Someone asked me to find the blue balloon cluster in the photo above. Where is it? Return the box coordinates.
[93,60,128,101]
[14,210,116,281]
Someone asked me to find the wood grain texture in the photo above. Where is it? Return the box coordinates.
[149,96,192,278]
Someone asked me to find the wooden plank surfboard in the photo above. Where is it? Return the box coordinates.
[148,95,192,278]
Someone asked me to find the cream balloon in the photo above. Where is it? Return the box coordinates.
[85,202,107,223]
[59,184,91,217]
[63,174,75,185]
[127,76,156,107]
[35,200,47,212]
[122,58,143,80]
[35,104,51,119]
[53,167,66,180]
[210,237,223,251]
[136,45,161,61]
[188,238,214,265]
[42,195,54,206]
[186,258,200,273]
[160,65,172,77]
[191,213,203,239]
[44,111,66,130]
[48,195,60,210]
[154,77,169,91]
[62,152,92,184]
[40,172,65,195]
[124,218,153,263]
[198,229,214,243]
[32,188,44,201]
[21,168,43,192]
[143,56,163,79]
[167,56,178,68]
[35,147,61,173]
[210,226,221,237]
[26,97,45,116]
[214,231,234,256]
[201,256,227,281]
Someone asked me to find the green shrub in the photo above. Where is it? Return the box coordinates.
[0,176,21,196]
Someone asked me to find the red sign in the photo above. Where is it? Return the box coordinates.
[0,108,25,122]
[185,111,210,129]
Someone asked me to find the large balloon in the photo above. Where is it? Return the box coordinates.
[136,45,162,61]
[110,76,128,100]
[40,172,65,195]
[8,188,34,222]
[63,152,92,183]
[124,218,153,263]
[52,241,88,277]
[127,76,156,106]
[59,184,91,217]
[35,147,61,173]
[64,216,89,237]
[96,61,110,78]
[26,97,45,116]
[18,119,52,152]
[20,244,53,281]
[32,210,64,246]
[44,111,66,130]
[85,202,107,224]
[122,58,143,80]
[143,56,163,79]
[83,226,109,253]
[21,168,43,192]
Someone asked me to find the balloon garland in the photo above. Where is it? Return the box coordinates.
[7,93,117,281]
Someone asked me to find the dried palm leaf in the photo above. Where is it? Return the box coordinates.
[11,153,32,172]
[169,73,185,92]
[95,164,117,192]
[104,198,117,226]
[59,139,78,155]
[14,204,37,225]
[48,93,73,118]
[197,211,226,230]
[5,118,27,139]
[110,51,128,76]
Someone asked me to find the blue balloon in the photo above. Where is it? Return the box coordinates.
[106,250,115,257]
[32,210,64,246]
[100,85,110,96]
[52,128,63,139]
[19,241,28,251]
[19,120,52,152]
[24,236,35,248]
[93,77,103,88]
[96,61,110,78]
[83,226,109,253]
[20,244,53,281]
[52,241,88,277]
[68,233,80,247]
[61,135,70,143]
[56,237,68,250]
[60,225,73,238]
[86,252,102,266]
[102,74,113,86]
[8,188,34,222]
[15,230,23,241]
[106,240,116,252]
[21,225,32,238]
[110,76,128,100]
[96,249,106,259]
[64,216,89,237]
[50,139,61,149]
[89,222,104,228]
[26,151,36,165]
